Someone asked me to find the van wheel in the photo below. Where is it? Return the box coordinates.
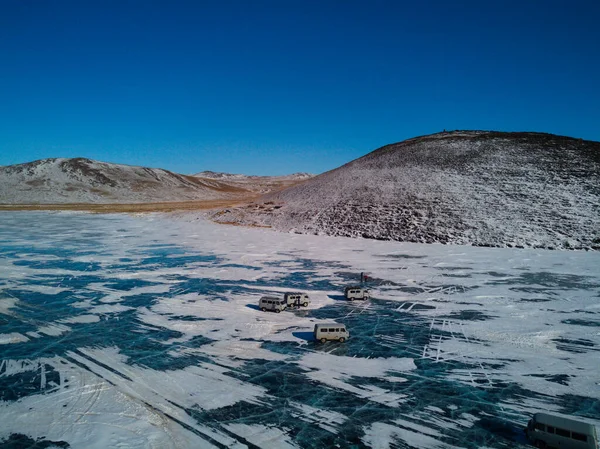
[261,307,266,312]
[320,338,327,343]
[348,297,353,301]
[339,337,345,343]
[275,309,281,313]
[303,302,308,307]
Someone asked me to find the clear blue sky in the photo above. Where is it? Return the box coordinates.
[1,0,599,175]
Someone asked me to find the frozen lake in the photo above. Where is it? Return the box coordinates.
[1,212,599,448]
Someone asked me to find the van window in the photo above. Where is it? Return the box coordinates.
[335,328,340,332]
[328,328,335,332]
[555,428,569,438]
[535,423,545,431]
[546,426,555,434]
[572,432,587,442]
[268,300,273,304]
[321,328,328,333]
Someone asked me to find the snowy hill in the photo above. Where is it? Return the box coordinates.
[210,131,600,250]
[0,158,250,204]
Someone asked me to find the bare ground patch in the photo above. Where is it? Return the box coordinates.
[0,199,254,213]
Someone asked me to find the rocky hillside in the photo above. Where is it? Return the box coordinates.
[210,131,600,250]
[0,158,250,204]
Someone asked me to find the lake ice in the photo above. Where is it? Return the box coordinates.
[0,212,599,448]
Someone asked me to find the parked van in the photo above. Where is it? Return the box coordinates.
[344,286,370,300]
[259,296,287,313]
[525,412,598,449]
[314,323,349,343]
[284,292,311,307]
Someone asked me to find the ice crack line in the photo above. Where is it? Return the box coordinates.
[424,318,494,389]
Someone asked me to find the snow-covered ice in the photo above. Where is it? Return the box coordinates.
[0,211,598,448]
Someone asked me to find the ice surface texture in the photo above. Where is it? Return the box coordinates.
[0,212,599,448]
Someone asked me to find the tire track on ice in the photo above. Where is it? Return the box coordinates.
[64,349,262,449]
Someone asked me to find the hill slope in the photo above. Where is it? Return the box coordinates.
[210,131,600,250]
[0,158,250,204]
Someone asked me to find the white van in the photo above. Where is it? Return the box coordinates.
[525,413,598,449]
[344,286,370,300]
[314,323,349,343]
[284,292,311,307]
[259,296,287,313]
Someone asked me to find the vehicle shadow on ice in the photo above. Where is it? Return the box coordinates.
[245,304,261,311]
[292,331,314,342]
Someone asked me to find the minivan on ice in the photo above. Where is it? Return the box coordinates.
[314,323,349,343]
[525,412,598,449]
[284,292,310,307]
[259,296,286,313]
[344,286,370,300]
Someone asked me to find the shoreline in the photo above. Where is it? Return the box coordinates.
[0,200,249,214]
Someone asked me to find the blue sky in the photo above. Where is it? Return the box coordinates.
[1,0,599,175]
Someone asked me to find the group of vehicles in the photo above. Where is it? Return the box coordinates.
[255,288,598,448]
[258,286,370,313]
[257,285,370,343]
[258,292,311,313]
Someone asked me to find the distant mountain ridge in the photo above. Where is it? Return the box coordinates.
[0,158,313,204]
[209,131,600,250]
[191,171,314,194]
[0,157,249,204]
[193,171,312,180]
[3,132,599,250]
